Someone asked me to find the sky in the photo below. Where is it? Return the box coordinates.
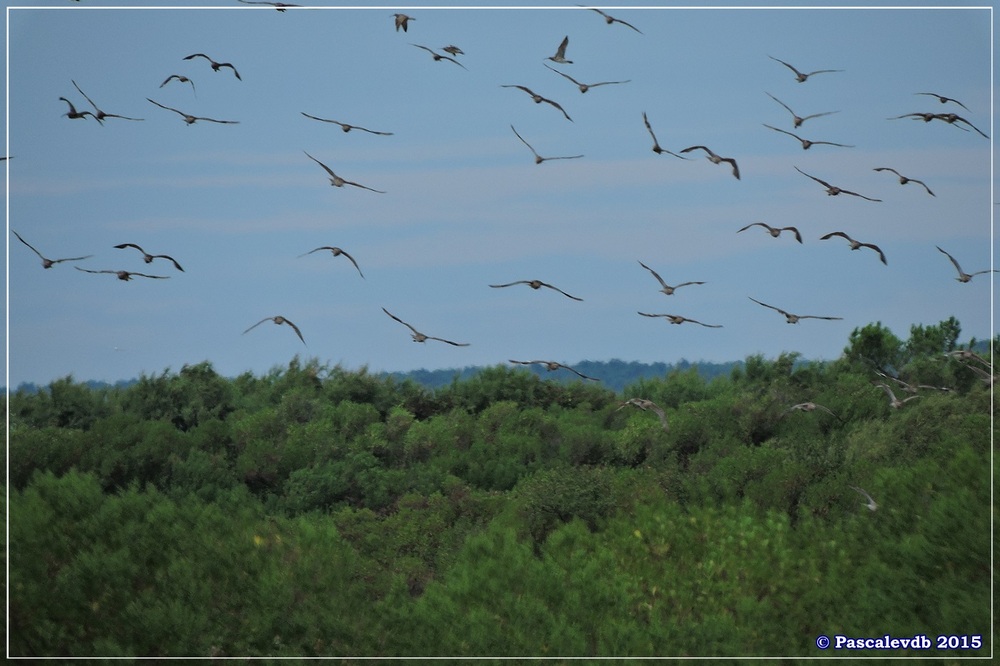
[4,2,995,389]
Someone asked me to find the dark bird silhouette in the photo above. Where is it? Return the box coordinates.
[237,0,300,9]
[60,97,99,123]
[243,316,305,344]
[72,80,143,121]
[748,297,842,323]
[872,167,934,196]
[794,166,881,201]
[113,243,184,271]
[637,260,704,296]
[382,307,469,346]
[159,74,196,95]
[638,312,722,328]
[642,112,688,159]
[765,92,839,128]
[510,359,599,381]
[580,6,642,33]
[737,222,803,244]
[680,145,740,180]
[298,246,365,278]
[300,112,393,135]
[819,232,887,265]
[546,35,573,64]
[936,246,997,283]
[932,113,989,139]
[442,45,464,57]
[489,279,583,301]
[768,55,843,82]
[915,92,969,111]
[75,267,170,281]
[510,125,583,164]
[393,13,414,32]
[543,63,629,93]
[183,53,241,80]
[616,398,668,430]
[411,44,467,69]
[501,85,572,121]
[303,151,385,193]
[762,124,853,150]
[146,98,239,125]
[12,230,92,268]
[888,111,953,124]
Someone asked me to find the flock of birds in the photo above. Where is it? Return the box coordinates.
[14,8,995,511]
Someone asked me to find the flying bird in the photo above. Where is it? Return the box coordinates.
[546,35,573,64]
[794,166,881,201]
[748,297,842,324]
[303,151,385,193]
[300,112,393,135]
[74,267,170,281]
[849,486,878,512]
[60,97,99,122]
[616,398,669,430]
[875,383,920,409]
[442,45,464,56]
[382,307,469,346]
[580,6,643,33]
[159,74,196,95]
[72,80,143,121]
[113,243,184,271]
[543,63,629,93]
[783,402,842,421]
[489,279,583,301]
[501,85,572,121]
[768,55,843,82]
[12,230,92,269]
[872,167,934,196]
[636,260,705,296]
[642,112,688,159]
[411,44,467,69]
[737,222,803,244]
[819,232,887,265]
[393,13,414,32]
[298,246,365,278]
[932,113,989,139]
[680,145,740,180]
[888,111,954,124]
[637,312,722,328]
[243,316,305,345]
[510,125,583,164]
[146,98,239,125]
[237,0,300,9]
[183,53,241,80]
[765,92,839,128]
[936,246,997,283]
[510,359,599,381]
[915,92,970,111]
[762,124,853,150]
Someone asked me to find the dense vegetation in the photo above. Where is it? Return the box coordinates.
[7,318,993,659]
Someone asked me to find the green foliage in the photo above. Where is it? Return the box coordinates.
[7,319,992,657]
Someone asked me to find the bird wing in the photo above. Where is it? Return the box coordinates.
[49,254,93,264]
[344,179,386,194]
[849,485,876,504]
[839,188,882,202]
[737,222,768,234]
[489,281,530,289]
[674,281,706,288]
[71,80,101,114]
[304,151,338,179]
[911,179,934,196]
[218,63,242,80]
[543,62,582,86]
[783,227,803,243]
[338,249,365,278]
[642,112,659,144]
[426,335,470,347]
[748,297,787,316]
[131,272,170,279]
[812,140,854,148]
[541,96,573,121]
[936,246,964,276]
[768,55,802,77]
[763,123,798,140]
[765,92,795,115]
[800,110,840,122]
[554,36,569,59]
[798,314,843,321]
[298,246,331,257]
[502,84,535,96]
[637,260,668,289]
[539,282,583,301]
[561,364,598,381]
[722,157,740,180]
[154,254,184,272]
[243,317,273,335]
[411,43,436,55]
[301,112,341,125]
[804,68,843,76]
[146,98,185,117]
[794,166,832,189]
[872,167,901,177]
[687,318,723,328]
[198,116,239,124]
[510,125,540,158]
[859,243,888,265]
[820,231,851,242]
[114,242,145,253]
[382,307,420,335]
[12,230,46,260]
[75,267,115,275]
[282,318,306,344]
[680,145,715,158]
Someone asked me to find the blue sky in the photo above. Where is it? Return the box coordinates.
[4,2,995,388]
